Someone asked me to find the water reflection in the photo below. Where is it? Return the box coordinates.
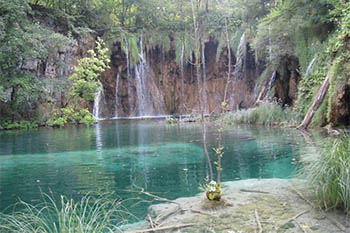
[0,120,307,220]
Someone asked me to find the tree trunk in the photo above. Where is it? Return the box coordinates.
[297,67,332,130]
[254,71,276,106]
[222,0,231,104]
[191,0,213,181]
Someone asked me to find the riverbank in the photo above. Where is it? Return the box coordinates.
[122,179,349,233]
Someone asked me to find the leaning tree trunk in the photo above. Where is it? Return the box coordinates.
[297,66,333,130]
[254,71,276,106]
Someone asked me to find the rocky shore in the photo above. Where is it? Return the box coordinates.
[122,179,349,233]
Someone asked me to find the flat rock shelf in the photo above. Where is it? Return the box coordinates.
[122,179,350,233]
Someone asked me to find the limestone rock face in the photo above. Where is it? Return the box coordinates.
[274,56,300,106]
[19,36,93,123]
[98,39,263,118]
[329,84,350,126]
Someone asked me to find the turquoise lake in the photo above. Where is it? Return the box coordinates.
[0,120,307,222]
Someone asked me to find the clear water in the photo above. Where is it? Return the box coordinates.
[0,120,306,222]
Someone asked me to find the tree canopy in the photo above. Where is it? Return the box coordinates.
[1,0,350,128]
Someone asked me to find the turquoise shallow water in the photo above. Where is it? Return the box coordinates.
[0,120,306,222]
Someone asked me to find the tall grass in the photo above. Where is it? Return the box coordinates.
[0,193,130,233]
[302,136,350,213]
[221,100,302,127]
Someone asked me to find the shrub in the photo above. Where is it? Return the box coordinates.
[0,120,39,130]
[70,37,110,102]
[165,117,178,124]
[78,109,97,126]
[0,193,128,233]
[47,108,96,127]
[302,136,350,213]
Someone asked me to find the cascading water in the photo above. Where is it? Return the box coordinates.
[305,57,317,79]
[229,32,247,111]
[180,41,185,107]
[135,56,148,116]
[124,35,130,78]
[234,32,247,80]
[114,73,120,118]
[134,34,164,116]
[93,85,103,120]
[264,71,277,100]
[202,44,209,113]
[124,35,136,115]
[121,34,165,117]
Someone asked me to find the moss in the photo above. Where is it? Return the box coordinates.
[310,93,329,127]
[181,195,296,233]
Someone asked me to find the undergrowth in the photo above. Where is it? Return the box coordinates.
[221,100,302,127]
[301,136,350,214]
[0,120,39,130]
[0,193,129,233]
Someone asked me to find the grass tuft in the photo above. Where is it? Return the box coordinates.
[0,193,129,233]
[301,136,350,213]
[220,100,302,127]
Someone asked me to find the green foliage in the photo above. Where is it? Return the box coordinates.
[296,52,330,115]
[1,0,348,129]
[144,30,171,54]
[0,86,6,102]
[70,37,110,102]
[254,0,333,67]
[79,109,97,126]
[0,120,39,130]
[0,192,127,232]
[293,30,324,73]
[165,117,178,124]
[302,136,350,213]
[0,0,76,121]
[121,34,140,66]
[311,93,329,127]
[173,32,194,67]
[48,37,111,128]
[47,107,96,127]
[221,100,302,127]
[295,1,350,126]
[47,115,67,127]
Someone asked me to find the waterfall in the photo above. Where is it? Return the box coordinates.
[114,73,120,118]
[135,58,147,116]
[124,35,135,115]
[134,34,160,116]
[202,44,209,113]
[234,32,247,80]
[124,35,130,78]
[264,71,277,100]
[93,85,103,120]
[135,35,146,116]
[180,41,185,107]
[121,34,165,117]
[305,57,317,79]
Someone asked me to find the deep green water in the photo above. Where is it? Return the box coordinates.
[0,120,306,222]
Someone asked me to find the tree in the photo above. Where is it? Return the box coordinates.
[47,38,110,127]
[0,0,74,120]
[70,37,110,103]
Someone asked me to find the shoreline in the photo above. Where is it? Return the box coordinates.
[122,178,349,233]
